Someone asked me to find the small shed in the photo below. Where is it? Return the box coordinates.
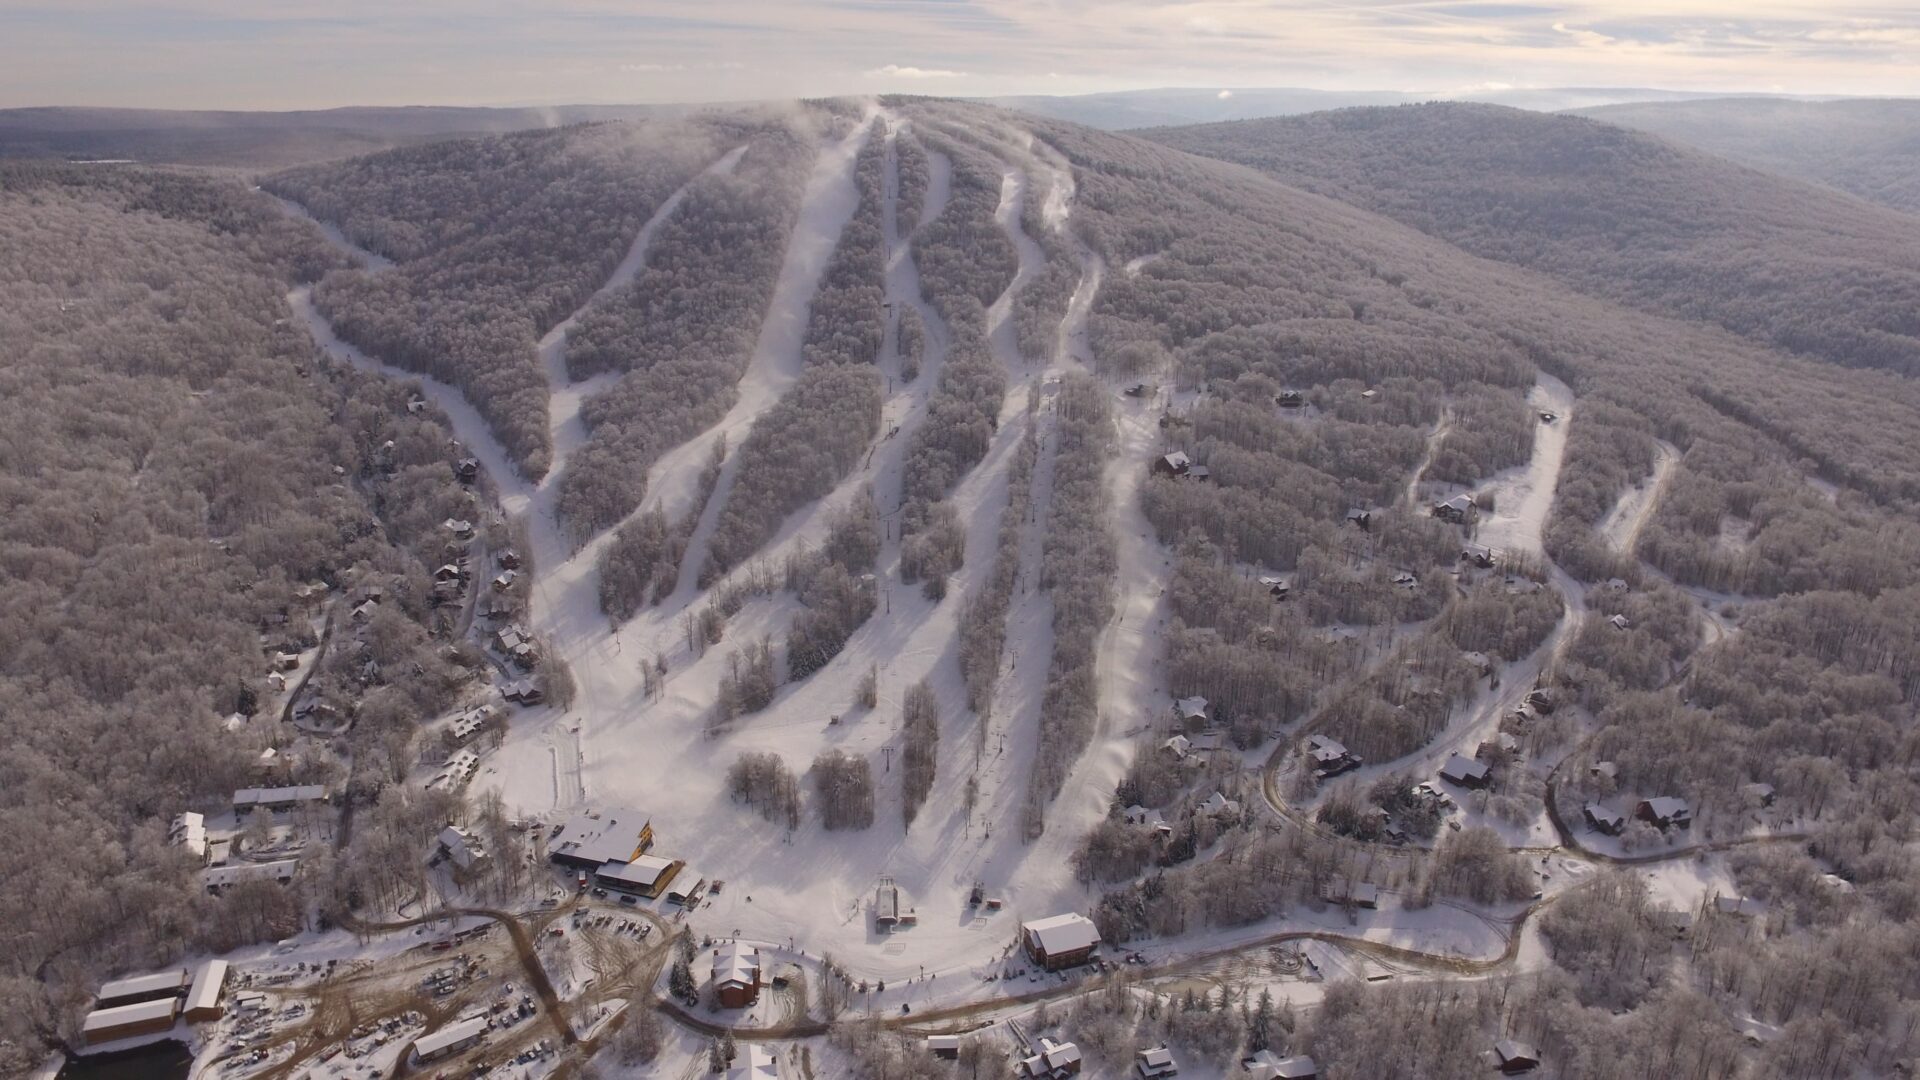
[928,1034,961,1059]
[1494,1039,1540,1074]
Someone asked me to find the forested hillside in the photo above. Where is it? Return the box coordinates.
[1145,103,1920,377]
[1575,97,1920,215]
[0,163,480,1069]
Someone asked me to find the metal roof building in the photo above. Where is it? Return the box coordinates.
[412,1015,489,1062]
[83,999,179,1045]
[97,970,188,1007]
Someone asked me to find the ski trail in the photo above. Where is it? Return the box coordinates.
[983,164,1045,371]
[916,142,953,231]
[1472,375,1575,558]
[662,113,880,599]
[1598,439,1679,556]
[1406,408,1455,509]
[541,145,749,465]
[1028,137,1103,371]
[262,191,394,271]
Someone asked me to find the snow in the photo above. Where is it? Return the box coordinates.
[1469,374,1574,558]
[263,190,393,271]
[1597,438,1677,555]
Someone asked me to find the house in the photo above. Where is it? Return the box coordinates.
[1439,754,1491,789]
[1742,782,1775,807]
[202,859,298,893]
[492,569,519,592]
[232,785,328,811]
[1306,734,1361,778]
[497,549,522,571]
[1432,494,1478,523]
[1715,895,1764,918]
[712,942,763,1007]
[455,458,481,483]
[1020,1037,1083,1078]
[428,749,481,791]
[874,876,905,929]
[1344,508,1373,531]
[1201,791,1241,818]
[1589,761,1619,783]
[1186,465,1211,482]
[411,1015,488,1063]
[1636,797,1693,831]
[169,812,207,861]
[1583,803,1626,835]
[266,671,287,692]
[1136,1045,1179,1077]
[1173,695,1211,730]
[1391,570,1418,589]
[406,394,427,414]
[1121,805,1171,837]
[436,825,488,871]
[1277,389,1305,408]
[1463,651,1494,677]
[268,651,301,672]
[1321,877,1379,909]
[449,707,490,744]
[596,854,681,898]
[725,1044,784,1080]
[351,599,379,623]
[1494,1040,1540,1074]
[1258,575,1293,600]
[442,518,475,540]
[97,970,190,1008]
[1524,688,1556,714]
[1244,1050,1319,1080]
[183,960,229,1022]
[548,807,653,869]
[1461,544,1499,569]
[502,680,544,705]
[1021,913,1101,970]
[433,563,465,584]
[1608,613,1632,631]
[928,1034,961,1059]
[1160,734,1192,760]
[1152,452,1192,478]
[83,999,179,1045]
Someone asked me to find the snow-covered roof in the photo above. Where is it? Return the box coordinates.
[83,998,179,1033]
[202,859,298,889]
[598,854,674,889]
[99,970,188,1002]
[1640,796,1692,821]
[1022,913,1100,956]
[1161,734,1191,757]
[412,1015,488,1059]
[1494,1039,1539,1065]
[712,941,761,990]
[1173,695,1209,720]
[438,825,486,869]
[1306,734,1350,763]
[1246,1051,1321,1080]
[1202,791,1241,816]
[726,1044,781,1079]
[1439,754,1490,784]
[1585,803,1626,828]
[233,784,327,808]
[549,807,651,866]
[184,960,228,1014]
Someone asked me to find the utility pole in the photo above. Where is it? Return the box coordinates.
[881,746,894,773]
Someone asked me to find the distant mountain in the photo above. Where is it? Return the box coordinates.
[1144,102,1920,377]
[1573,97,1920,214]
[0,104,681,168]
[981,86,1799,131]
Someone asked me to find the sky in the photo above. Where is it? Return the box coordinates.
[1,1,1917,110]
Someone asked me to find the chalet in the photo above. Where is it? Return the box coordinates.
[596,854,681,898]
[433,563,465,584]
[407,394,427,414]
[449,707,490,744]
[427,750,480,790]
[1820,873,1856,895]
[1321,877,1379,909]
[1306,734,1361,778]
[1439,754,1491,790]
[1021,913,1101,970]
[712,942,762,1008]
[83,999,179,1045]
[1160,734,1192,760]
[1432,494,1477,524]
[1344,508,1373,531]
[1524,688,1556,714]
[183,960,229,1022]
[1277,389,1305,408]
[726,1045,783,1080]
[455,458,481,483]
[1608,613,1632,631]
[928,1035,961,1059]
[351,599,379,623]
[1172,695,1211,730]
[497,549,522,571]
[1121,805,1171,836]
[1258,575,1292,600]
[202,859,298,892]
[411,1015,488,1064]
[436,825,488,871]
[1461,544,1499,569]
[502,680,544,706]
[1136,1045,1179,1077]
[1244,1050,1319,1080]
[1360,388,1379,400]
[492,569,519,592]
[1152,452,1192,478]
[1186,464,1211,482]
[269,651,301,672]
[1583,803,1626,835]
[169,812,207,861]
[232,784,327,811]
[1201,791,1241,817]
[98,970,189,1009]
[442,518,475,540]
[548,807,654,869]
[1020,1037,1083,1078]
[1636,797,1693,831]
[1742,782,1775,807]
[1589,761,1619,783]
[1494,1040,1540,1074]
[266,671,287,692]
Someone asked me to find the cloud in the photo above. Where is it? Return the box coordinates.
[620,62,682,72]
[865,63,967,78]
